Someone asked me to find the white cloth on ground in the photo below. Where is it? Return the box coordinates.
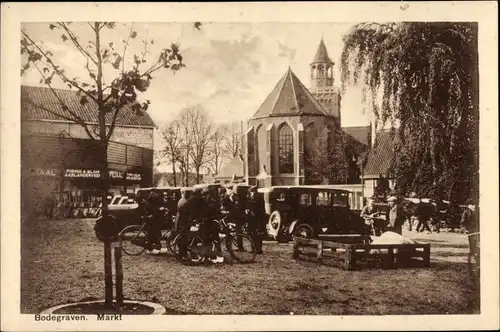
[370,231,416,254]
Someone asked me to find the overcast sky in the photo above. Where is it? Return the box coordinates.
[22,22,372,130]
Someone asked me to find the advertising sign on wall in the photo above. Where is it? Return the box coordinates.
[110,127,154,149]
[126,173,142,181]
[27,168,61,177]
[23,121,154,149]
[64,169,100,178]
[62,169,142,181]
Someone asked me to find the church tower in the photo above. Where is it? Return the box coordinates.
[310,38,341,125]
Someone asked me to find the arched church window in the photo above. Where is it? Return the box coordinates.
[278,123,294,174]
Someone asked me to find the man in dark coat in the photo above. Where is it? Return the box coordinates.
[386,195,405,235]
[461,198,479,252]
[145,190,164,255]
[245,186,265,254]
[202,188,224,263]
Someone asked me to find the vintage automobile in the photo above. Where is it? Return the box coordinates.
[193,183,223,200]
[102,187,185,231]
[260,185,368,241]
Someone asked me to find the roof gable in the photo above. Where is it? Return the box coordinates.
[252,68,327,119]
[363,130,396,177]
[215,155,244,179]
[21,85,156,128]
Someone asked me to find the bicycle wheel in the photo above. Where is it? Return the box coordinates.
[187,235,207,264]
[168,233,183,258]
[118,225,147,256]
[227,233,256,263]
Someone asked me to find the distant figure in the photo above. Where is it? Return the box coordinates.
[461,198,479,252]
[43,195,55,219]
[386,195,405,235]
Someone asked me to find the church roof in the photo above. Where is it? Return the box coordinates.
[343,125,371,146]
[251,67,328,119]
[311,38,333,64]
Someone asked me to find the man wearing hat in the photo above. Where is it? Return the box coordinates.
[386,195,405,235]
[360,196,384,236]
[461,198,479,251]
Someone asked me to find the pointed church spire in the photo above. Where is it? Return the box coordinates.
[311,38,333,64]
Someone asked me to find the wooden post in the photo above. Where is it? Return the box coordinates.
[292,237,300,259]
[388,246,394,268]
[114,246,123,308]
[423,244,430,267]
[316,240,323,264]
[344,245,354,270]
[104,241,113,307]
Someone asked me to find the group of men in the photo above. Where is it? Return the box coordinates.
[141,185,266,264]
[360,193,479,251]
[360,195,406,236]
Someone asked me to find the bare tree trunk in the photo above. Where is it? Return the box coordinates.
[185,150,189,186]
[95,24,113,307]
[172,159,177,187]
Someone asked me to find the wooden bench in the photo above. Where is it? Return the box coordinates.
[292,236,431,270]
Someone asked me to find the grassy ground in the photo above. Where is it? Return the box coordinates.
[21,218,479,315]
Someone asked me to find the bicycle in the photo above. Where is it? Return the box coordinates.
[168,214,257,264]
[118,210,174,256]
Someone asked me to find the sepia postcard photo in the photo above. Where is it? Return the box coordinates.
[1,1,499,331]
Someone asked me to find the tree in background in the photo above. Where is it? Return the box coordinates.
[21,22,185,307]
[305,127,349,185]
[222,121,242,158]
[206,125,226,177]
[340,22,479,202]
[182,105,214,183]
[159,119,184,187]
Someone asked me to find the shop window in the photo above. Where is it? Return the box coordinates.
[278,123,294,174]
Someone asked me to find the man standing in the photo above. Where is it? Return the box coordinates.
[386,195,405,235]
[360,196,384,236]
[175,188,192,259]
[202,188,224,263]
[145,190,164,255]
[245,186,265,254]
[461,198,479,252]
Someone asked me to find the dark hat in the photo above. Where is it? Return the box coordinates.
[466,198,477,205]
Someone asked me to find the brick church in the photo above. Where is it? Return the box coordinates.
[216,39,372,187]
